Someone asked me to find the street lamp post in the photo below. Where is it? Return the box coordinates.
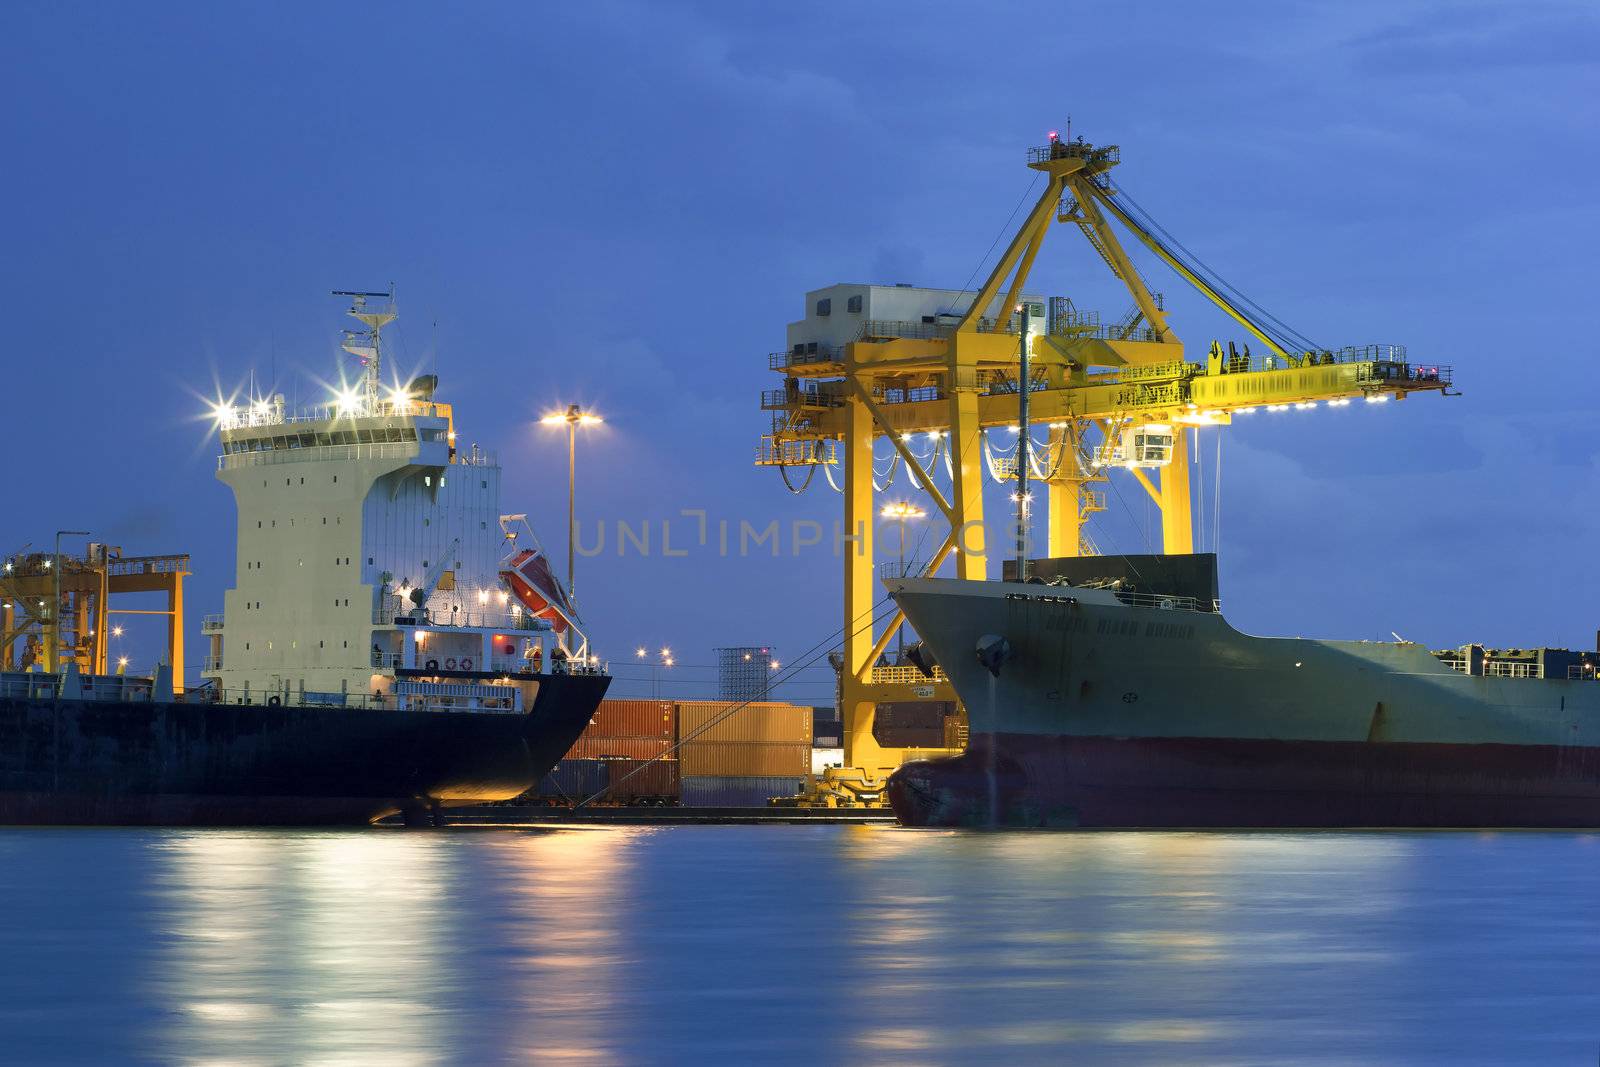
[540,404,602,604]
[635,645,673,699]
[879,502,925,658]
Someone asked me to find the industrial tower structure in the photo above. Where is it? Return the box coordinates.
[0,546,190,685]
[758,134,1455,805]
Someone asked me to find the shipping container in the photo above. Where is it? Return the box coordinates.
[587,699,675,739]
[680,740,812,777]
[874,700,955,748]
[527,758,610,804]
[676,701,812,745]
[875,725,947,748]
[594,757,680,805]
[567,735,673,761]
[812,705,842,748]
[522,757,681,806]
[943,712,969,750]
[874,700,954,730]
[680,775,810,808]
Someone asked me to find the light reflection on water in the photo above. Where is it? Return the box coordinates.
[0,827,1596,1064]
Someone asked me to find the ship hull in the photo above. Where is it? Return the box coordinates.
[889,732,1600,829]
[887,577,1600,830]
[0,672,608,826]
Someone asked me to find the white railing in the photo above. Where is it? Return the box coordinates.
[219,441,420,470]
[373,606,545,631]
[203,655,223,671]
[1569,665,1600,681]
[1439,656,1545,679]
[1486,660,1540,679]
[200,614,224,632]
[1110,590,1219,613]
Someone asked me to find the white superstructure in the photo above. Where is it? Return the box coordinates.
[785,283,1047,353]
[202,293,585,710]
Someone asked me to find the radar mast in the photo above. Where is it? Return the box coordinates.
[333,288,396,413]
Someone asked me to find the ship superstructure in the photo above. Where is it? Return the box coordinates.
[204,292,586,711]
[0,290,609,826]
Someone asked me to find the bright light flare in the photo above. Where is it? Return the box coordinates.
[334,387,363,415]
[112,626,124,637]
[635,647,647,658]
[211,401,238,429]
[541,405,604,427]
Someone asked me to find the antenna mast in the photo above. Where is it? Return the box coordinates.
[333,288,396,412]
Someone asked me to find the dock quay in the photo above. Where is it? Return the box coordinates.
[383,805,897,827]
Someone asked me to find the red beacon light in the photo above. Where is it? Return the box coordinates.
[1047,130,1059,142]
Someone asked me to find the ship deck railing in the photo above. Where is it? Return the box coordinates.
[219,441,421,470]
[1,670,604,707]
[374,652,547,675]
[1433,656,1593,680]
[1100,588,1220,613]
[373,606,548,631]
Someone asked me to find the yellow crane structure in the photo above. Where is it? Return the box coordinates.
[1,545,191,688]
[758,133,1455,806]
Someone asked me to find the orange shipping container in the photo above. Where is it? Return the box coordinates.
[588,699,675,739]
[567,736,674,761]
[680,741,812,777]
[675,701,812,745]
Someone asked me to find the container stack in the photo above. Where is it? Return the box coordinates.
[523,698,815,807]
[677,700,811,806]
[532,699,679,805]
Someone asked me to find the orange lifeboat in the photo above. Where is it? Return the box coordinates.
[500,548,571,633]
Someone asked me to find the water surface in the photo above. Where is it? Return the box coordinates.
[1,827,1595,1064]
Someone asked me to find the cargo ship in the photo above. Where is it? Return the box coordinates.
[886,555,1600,829]
[0,292,609,826]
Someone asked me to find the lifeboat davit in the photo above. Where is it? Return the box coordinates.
[500,549,571,633]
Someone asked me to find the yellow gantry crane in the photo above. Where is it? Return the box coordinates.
[1,547,190,686]
[758,134,1454,806]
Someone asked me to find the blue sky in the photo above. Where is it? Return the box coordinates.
[3,1,1596,700]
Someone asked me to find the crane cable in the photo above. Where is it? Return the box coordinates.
[1107,184,1325,356]
[777,461,816,495]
